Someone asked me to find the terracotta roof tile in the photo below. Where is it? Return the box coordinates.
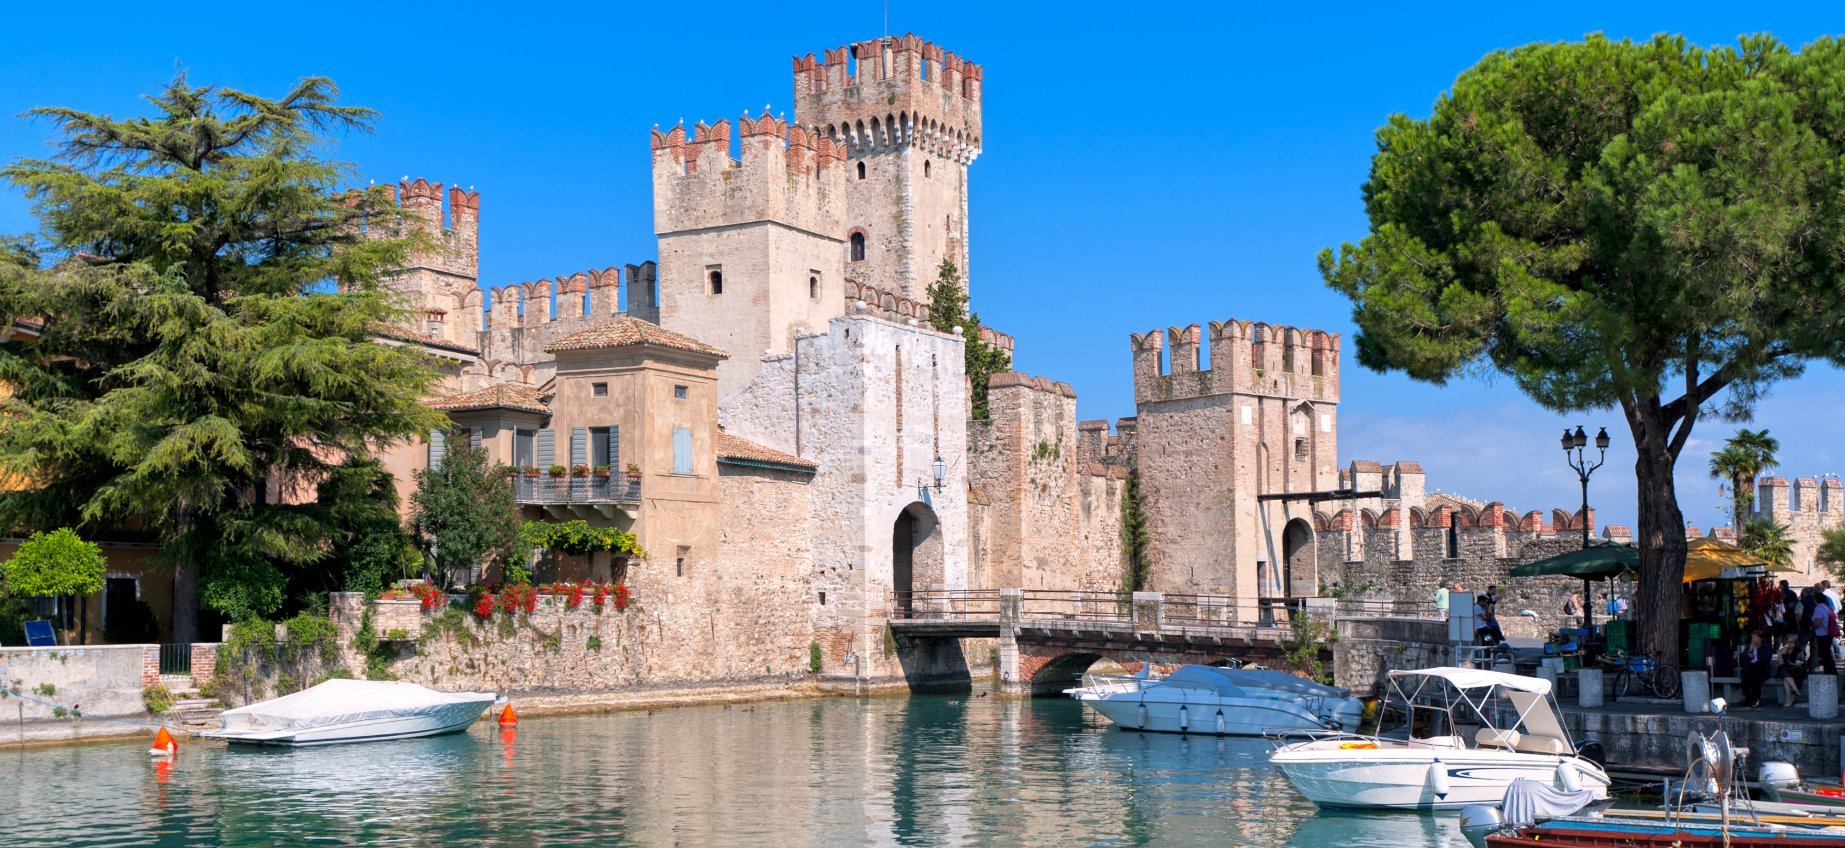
[715,433,816,470]
[427,382,549,414]
[544,317,728,358]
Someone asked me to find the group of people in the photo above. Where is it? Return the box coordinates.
[1433,582,1510,646]
[1735,578,1841,708]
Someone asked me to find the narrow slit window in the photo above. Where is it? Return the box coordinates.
[850,232,866,262]
[857,161,867,180]
[708,269,723,294]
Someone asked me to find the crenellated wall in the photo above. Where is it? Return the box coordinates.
[843,280,1013,352]
[1755,476,1845,579]
[369,178,485,349]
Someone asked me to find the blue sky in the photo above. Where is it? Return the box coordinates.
[2,2,1842,529]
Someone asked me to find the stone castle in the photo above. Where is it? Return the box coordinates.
[349,33,1633,692]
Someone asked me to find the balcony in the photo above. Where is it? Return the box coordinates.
[510,475,642,520]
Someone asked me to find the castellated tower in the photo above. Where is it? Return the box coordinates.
[1129,320,1342,602]
[793,34,982,298]
[653,113,849,396]
[371,178,483,349]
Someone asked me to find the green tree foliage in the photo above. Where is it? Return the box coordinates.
[1709,429,1780,530]
[1,528,105,598]
[1817,527,1845,582]
[1739,518,1794,566]
[1,528,105,644]
[1318,35,1845,660]
[517,520,645,558]
[926,261,1012,421]
[0,74,444,637]
[1120,471,1151,592]
[410,444,522,589]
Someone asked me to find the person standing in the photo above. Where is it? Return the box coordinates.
[1824,580,1842,614]
[1564,592,1582,618]
[1799,587,1820,670]
[1811,596,1839,677]
[1435,582,1450,620]
[1740,630,1772,708]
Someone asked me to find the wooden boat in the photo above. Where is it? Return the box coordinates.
[1486,816,1845,846]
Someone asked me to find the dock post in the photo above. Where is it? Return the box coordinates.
[1810,674,1839,720]
[1577,668,1604,708]
[996,589,1025,697]
[1681,670,1709,713]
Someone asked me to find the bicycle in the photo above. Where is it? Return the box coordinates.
[1597,649,1680,700]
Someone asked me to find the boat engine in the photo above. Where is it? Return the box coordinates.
[1457,803,1501,848]
[1757,761,1800,802]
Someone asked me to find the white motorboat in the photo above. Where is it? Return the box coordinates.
[1065,663,1367,736]
[197,679,499,747]
[1267,667,1611,810]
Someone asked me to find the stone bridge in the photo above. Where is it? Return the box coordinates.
[891,590,1426,696]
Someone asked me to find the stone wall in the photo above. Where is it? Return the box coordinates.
[968,374,1128,593]
[1333,532,1595,641]
[1564,707,1842,779]
[0,644,158,745]
[1333,618,1449,695]
[1758,476,1845,581]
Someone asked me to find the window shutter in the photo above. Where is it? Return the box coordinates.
[470,428,483,451]
[571,427,588,467]
[673,427,693,474]
[428,429,446,469]
[536,429,555,467]
[608,425,620,470]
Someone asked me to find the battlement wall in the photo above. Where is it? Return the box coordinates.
[483,262,656,331]
[1132,320,1339,405]
[1756,476,1845,518]
[652,113,847,235]
[845,280,1013,352]
[361,178,482,348]
[793,34,982,157]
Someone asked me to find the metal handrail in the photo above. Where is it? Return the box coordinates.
[510,475,642,505]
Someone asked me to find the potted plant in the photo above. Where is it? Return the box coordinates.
[624,463,642,482]
[572,464,590,477]
[591,465,612,478]
[547,464,568,477]
[521,466,541,478]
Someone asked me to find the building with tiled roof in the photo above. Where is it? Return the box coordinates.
[715,432,816,472]
[545,316,728,358]
[426,382,549,414]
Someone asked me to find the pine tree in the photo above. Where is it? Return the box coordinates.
[0,74,444,639]
[926,261,1011,420]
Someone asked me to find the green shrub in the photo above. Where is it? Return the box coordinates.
[809,641,822,673]
[142,684,172,714]
[586,634,602,652]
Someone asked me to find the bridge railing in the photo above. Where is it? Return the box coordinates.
[897,590,1003,620]
[1161,595,1289,629]
[1015,590,1132,623]
[1333,598,1441,620]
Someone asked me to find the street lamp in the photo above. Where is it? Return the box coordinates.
[918,455,947,500]
[1563,425,1611,640]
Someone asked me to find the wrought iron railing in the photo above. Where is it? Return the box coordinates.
[158,643,192,676]
[1333,598,1442,620]
[510,475,642,505]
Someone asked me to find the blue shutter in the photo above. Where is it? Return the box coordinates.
[469,428,483,451]
[536,429,555,468]
[571,427,588,467]
[427,429,446,469]
[609,425,620,471]
[673,427,693,474]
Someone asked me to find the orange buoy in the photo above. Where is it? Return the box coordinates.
[498,704,518,726]
[149,726,177,758]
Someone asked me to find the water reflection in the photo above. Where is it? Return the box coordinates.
[0,694,1461,847]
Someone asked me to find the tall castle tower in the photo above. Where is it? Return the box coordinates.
[652,114,849,395]
[794,35,983,297]
[375,179,483,348]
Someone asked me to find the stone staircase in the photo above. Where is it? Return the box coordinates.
[164,685,224,731]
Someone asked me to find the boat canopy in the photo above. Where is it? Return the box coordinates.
[1162,666,1353,700]
[1386,667,1552,695]
[217,679,497,735]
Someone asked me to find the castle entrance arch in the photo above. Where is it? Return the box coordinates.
[1282,518,1316,599]
[892,502,942,618]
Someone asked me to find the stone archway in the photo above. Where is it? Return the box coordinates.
[1283,518,1315,599]
[892,502,943,618]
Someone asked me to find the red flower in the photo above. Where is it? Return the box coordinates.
[473,593,495,619]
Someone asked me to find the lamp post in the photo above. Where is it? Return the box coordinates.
[917,455,947,501]
[1562,425,1611,639]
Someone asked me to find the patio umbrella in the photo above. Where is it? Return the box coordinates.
[1508,542,1639,636]
[1681,537,1771,583]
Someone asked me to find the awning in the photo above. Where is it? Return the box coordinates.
[1682,537,1771,583]
[1387,667,1553,695]
[1507,541,1637,580]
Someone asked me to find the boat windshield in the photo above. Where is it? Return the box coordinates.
[1377,672,1574,754]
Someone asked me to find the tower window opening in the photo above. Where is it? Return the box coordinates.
[708,268,723,294]
[850,232,867,262]
[1294,438,1308,461]
[857,161,867,180]
[924,160,931,178]
[1445,524,1459,559]
[810,276,818,299]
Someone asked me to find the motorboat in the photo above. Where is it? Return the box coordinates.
[196,679,498,747]
[1065,663,1366,736]
[1267,667,1612,810]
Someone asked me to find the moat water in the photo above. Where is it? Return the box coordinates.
[0,693,1465,847]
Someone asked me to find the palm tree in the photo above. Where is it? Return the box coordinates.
[1741,519,1795,567]
[1709,429,1781,529]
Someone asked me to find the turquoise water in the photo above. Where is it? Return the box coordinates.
[0,694,1463,847]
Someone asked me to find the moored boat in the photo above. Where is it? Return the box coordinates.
[197,679,499,747]
[1065,663,1366,736]
[1485,817,1845,846]
[1268,667,1611,810]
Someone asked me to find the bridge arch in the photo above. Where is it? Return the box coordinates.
[1020,646,1252,697]
[1283,517,1315,598]
[891,501,942,618]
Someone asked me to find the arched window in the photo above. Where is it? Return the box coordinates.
[850,232,866,262]
[856,161,867,180]
[708,268,723,294]
[809,276,818,298]
[924,160,931,178]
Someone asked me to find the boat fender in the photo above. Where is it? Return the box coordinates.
[1177,705,1189,733]
[1136,703,1147,729]
[1556,761,1581,793]
[1427,759,1450,799]
[1214,710,1226,735]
